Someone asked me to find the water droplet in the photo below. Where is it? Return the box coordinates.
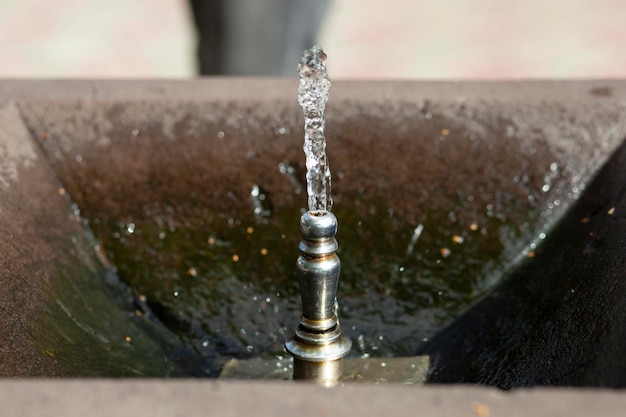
[278,161,293,174]
[405,224,424,256]
[173,291,180,297]
[542,162,560,193]
[217,131,225,139]
[126,222,136,234]
[202,340,209,347]
[357,334,366,351]
[132,129,140,136]
[250,184,271,221]
[75,154,83,162]
[246,345,254,352]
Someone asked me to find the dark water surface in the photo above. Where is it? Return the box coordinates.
[99,182,552,376]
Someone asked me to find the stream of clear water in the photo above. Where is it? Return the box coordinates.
[298,46,332,213]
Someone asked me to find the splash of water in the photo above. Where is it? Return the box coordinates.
[298,46,332,213]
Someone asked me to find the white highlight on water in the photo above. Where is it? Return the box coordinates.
[406,224,425,257]
[298,46,332,213]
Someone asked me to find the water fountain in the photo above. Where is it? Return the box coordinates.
[1,72,626,412]
[223,46,427,384]
[283,46,352,385]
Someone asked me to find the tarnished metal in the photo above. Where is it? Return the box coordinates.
[285,211,351,385]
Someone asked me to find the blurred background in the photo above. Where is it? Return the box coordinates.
[1,0,624,79]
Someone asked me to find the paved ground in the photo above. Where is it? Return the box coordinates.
[3,380,626,417]
[320,0,626,79]
[0,0,625,78]
[0,0,195,77]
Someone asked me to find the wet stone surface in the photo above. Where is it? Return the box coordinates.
[7,80,625,378]
[21,104,585,376]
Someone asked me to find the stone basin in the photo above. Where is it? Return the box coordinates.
[0,80,625,392]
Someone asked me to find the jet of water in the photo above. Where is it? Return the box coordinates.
[298,46,332,214]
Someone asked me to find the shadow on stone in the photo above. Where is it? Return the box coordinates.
[420,139,626,388]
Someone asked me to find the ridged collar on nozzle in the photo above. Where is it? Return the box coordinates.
[300,211,337,238]
[299,211,338,256]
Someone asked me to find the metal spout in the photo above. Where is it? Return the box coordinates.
[285,211,351,386]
